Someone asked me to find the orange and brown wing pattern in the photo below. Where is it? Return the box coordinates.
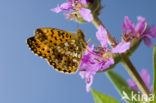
[27,36,66,72]
[27,28,87,74]
[34,28,76,47]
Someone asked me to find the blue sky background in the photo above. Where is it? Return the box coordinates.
[0,0,156,103]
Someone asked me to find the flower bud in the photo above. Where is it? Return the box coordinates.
[87,0,103,17]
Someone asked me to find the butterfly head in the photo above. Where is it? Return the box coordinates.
[76,29,87,48]
[76,29,85,38]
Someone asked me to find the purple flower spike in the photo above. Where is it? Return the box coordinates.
[127,69,153,93]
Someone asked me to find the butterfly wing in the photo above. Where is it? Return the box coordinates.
[27,37,50,58]
[27,28,86,74]
[27,36,64,72]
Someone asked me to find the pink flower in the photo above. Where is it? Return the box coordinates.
[128,69,153,92]
[79,25,130,92]
[122,16,156,47]
[51,0,93,22]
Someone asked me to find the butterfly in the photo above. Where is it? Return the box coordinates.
[27,28,87,74]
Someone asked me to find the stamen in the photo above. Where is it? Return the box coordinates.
[72,1,83,10]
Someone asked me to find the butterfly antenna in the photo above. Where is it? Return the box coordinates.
[76,23,79,29]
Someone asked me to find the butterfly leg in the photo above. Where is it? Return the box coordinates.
[87,38,100,47]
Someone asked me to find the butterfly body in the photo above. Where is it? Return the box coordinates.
[27,28,86,74]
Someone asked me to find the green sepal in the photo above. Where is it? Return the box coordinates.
[126,38,142,56]
[88,0,103,17]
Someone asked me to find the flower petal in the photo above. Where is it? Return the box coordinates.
[67,0,73,2]
[79,45,98,70]
[96,25,108,48]
[79,8,93,22]
[144,26,156,39]
[86,75,93,92]
[60,2,72,10]
[79,60,93,71]
[101,58,114,70]
[143,37,153,48]
[79,71,85,79]
[122,16,135,34]
[111,42,130,54]
[51,2,72,13]
[79,0,88,6]
[79,57,100,72]
[64,12,73,19]
[148,26,156,39]
[51,5,62,13]
[135,16,146,35]
[79,70,95,92]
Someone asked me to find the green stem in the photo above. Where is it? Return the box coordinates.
[92,16,151,98]
[121,56,151,97]
[153,44,156,101]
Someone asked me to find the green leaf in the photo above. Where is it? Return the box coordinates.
[153,44,156,102]
[106,71,140,103]
[91,88,120,103]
